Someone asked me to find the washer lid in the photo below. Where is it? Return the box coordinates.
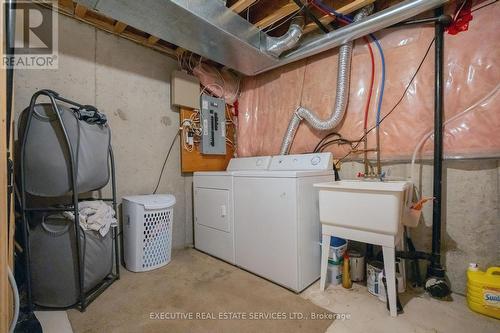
[232,170,334,178]
[122,194,176,209]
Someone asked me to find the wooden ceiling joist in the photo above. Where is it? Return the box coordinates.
[74,3,87,18]
[147,35,160,45]
[255,2,301,29]
[47,1,178,58]
[230,0,258,14]
[113,21,128,33]
[58,0,74,14]
[303,0,376,33]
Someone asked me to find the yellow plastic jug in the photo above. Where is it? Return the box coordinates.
[466,264,500,319]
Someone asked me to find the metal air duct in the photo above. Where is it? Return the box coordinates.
[73,0,449,75]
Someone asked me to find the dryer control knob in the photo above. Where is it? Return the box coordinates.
[256,159,263,166]
[311,155,321,166]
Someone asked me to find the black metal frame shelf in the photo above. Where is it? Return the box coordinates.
[19,89,120,312]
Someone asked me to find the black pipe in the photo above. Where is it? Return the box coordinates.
[428,7,446,279]
[292,0,330,34]
[389,14,452,28]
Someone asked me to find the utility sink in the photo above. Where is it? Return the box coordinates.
[314,180,412,235]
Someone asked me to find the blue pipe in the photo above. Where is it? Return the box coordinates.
[370,33,386,127]
[314,0,386,127]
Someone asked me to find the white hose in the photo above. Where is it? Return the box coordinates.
[8,267,19,333]
[409,84,500,183]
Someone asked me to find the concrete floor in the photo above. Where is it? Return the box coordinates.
[37,249,499,332]
[302,282,500,333]
[67,249,332,333]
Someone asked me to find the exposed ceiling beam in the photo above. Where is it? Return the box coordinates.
[58,0,75,14]
[113,21,128,33]
[304,0,376,33]
[147,35,160,45]
[74,3,87,18]
[255,2,300,29]
[230,0,258,13]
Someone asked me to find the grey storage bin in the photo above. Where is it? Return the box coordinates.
[29,212,113,308]
[18,103,111,197]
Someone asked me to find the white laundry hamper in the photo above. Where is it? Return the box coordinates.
[122,194,176,272]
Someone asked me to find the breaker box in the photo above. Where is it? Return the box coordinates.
[200,94,226,155]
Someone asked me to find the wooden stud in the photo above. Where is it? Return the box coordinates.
[255,2,300,29]
[0,3,10,331]
[74,3,87,18]
[113,21,128,33]
[230,0,258,13]
[303,0,375,33]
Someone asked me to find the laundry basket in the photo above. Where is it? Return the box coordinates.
[122,194,176,272]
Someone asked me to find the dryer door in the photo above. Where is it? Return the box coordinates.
[195,188,230,232]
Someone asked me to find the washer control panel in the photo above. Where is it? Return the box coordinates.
[269,153,333,171]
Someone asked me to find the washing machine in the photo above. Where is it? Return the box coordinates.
[233,153,334,292]
[193,156,271,264]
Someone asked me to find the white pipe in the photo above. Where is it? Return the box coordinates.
[8,267,19,333]
[409,85,500,183]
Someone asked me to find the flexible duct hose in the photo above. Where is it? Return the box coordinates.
[279,5,373,155]
[8,267,20,333]
[265,16,305,57]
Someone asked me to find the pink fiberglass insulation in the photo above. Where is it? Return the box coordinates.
[237,4,500,160]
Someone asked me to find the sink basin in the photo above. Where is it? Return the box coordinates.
[314,180,412,235]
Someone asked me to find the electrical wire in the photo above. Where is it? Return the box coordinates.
[471,0,498,12]
[264,5,306,33]
[313,132,341,152]
[152,130,180,194]
[336,37,436,166]
[454,0,468,21]
[316,138,361,152]
[311,0,354,23]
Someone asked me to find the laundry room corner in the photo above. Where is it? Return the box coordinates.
[2,1,499,333]
[12,14,194,250]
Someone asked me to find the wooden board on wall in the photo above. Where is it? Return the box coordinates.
[180,108,235,173]
[1,1,11,330]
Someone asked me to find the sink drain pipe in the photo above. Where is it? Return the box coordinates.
[425,6,451,298]
[394,7,451,298]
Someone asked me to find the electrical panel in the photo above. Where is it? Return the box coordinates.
[200,94,226,155]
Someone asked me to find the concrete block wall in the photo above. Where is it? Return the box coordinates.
[339,160,500,294]
[14,15,193,249]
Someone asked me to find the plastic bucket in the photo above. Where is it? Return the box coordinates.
[329,237,347,261]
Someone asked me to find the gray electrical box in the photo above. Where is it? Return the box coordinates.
[200,94,226,155]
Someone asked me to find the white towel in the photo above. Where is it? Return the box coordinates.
[64,200,117,237]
